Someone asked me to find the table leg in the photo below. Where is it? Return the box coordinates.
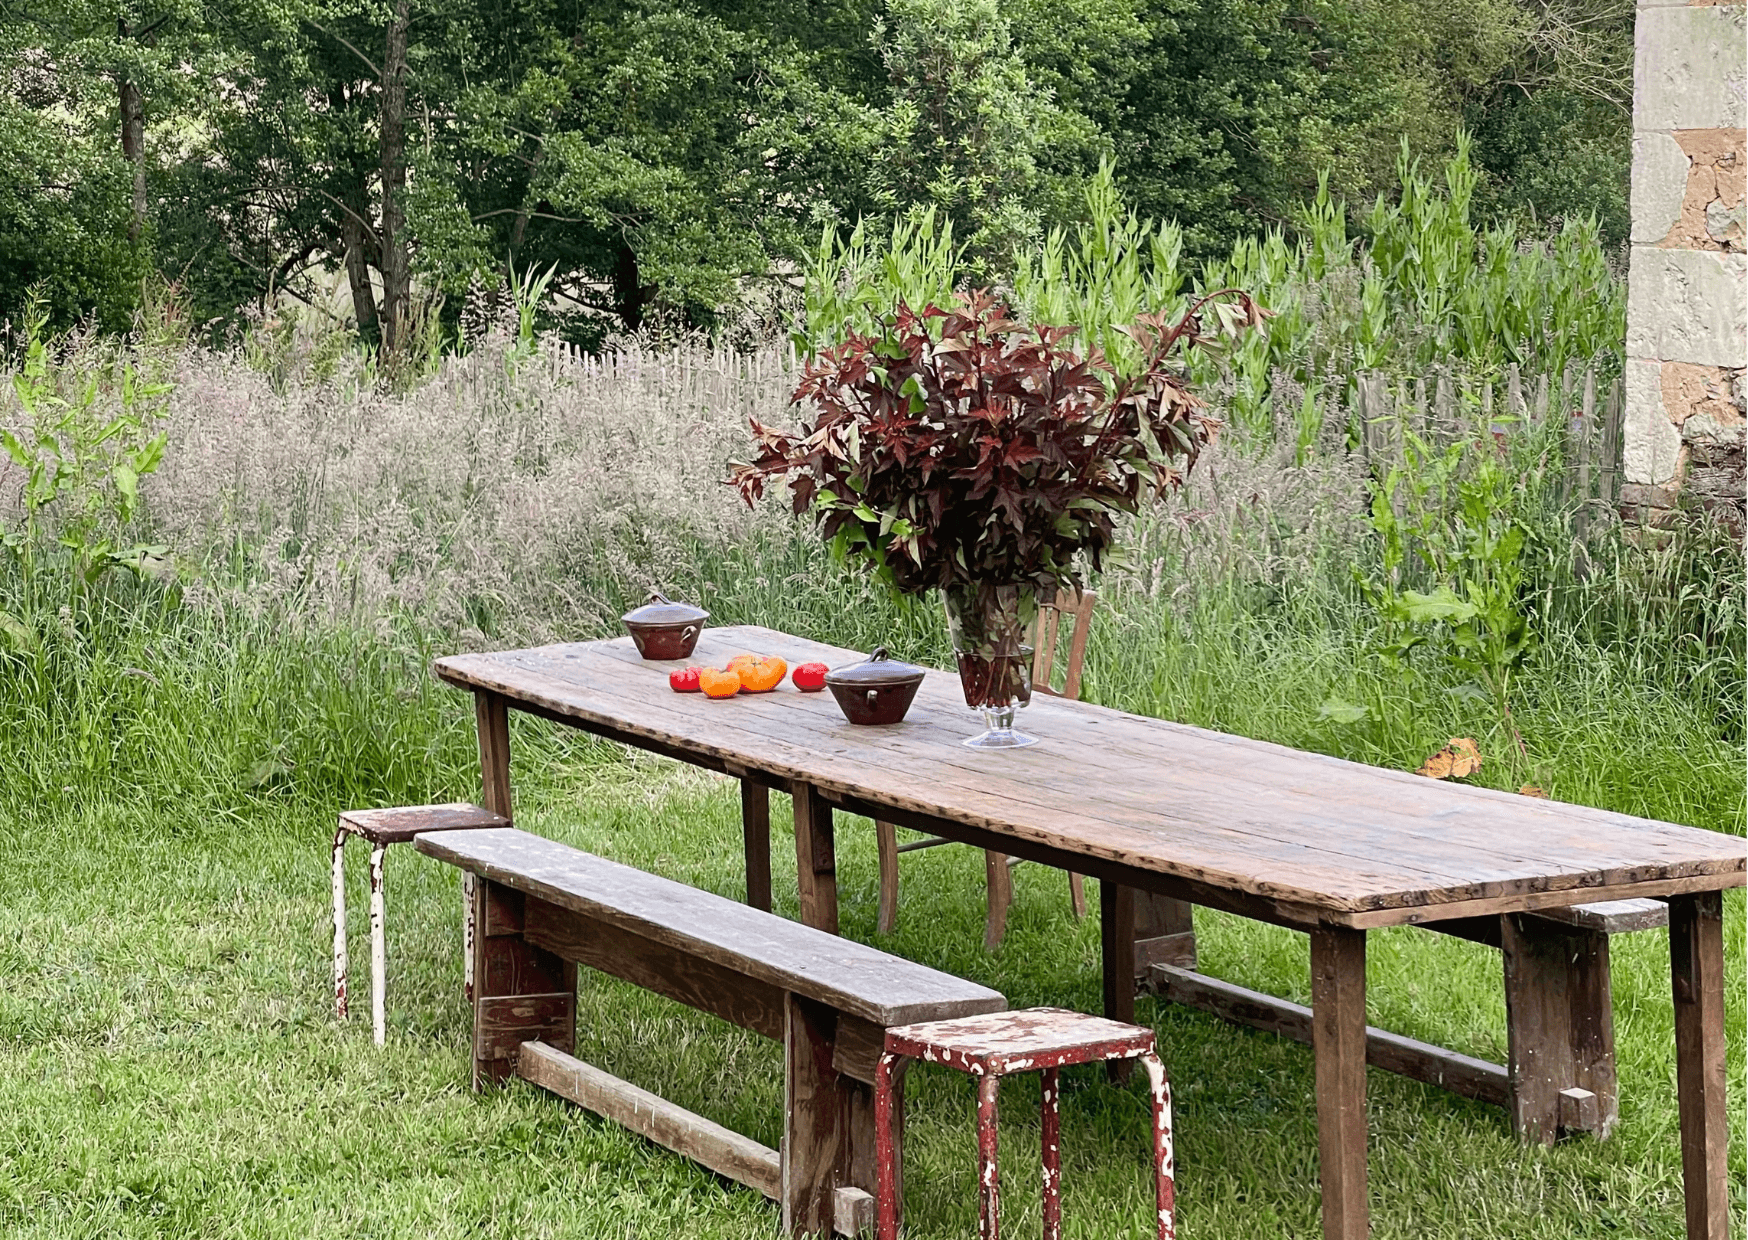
[741,780,772,913]
[1311,925,1368,1240]
[474,689,512,820]
[1134,893,1197,977]
[985,850,1014,951]
[1101,880,1136,1083]
[792,782,838,935]
[1501,913,1618,1143]
[1670,891,1730,1240]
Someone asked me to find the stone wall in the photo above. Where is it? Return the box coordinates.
[1623,0,1746,525]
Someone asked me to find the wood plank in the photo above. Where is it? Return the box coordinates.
[742,780,773,913]
[1669,891,1731,1239]
[476,993,575,1061]
[523,897,786,1040]
[431,629,1742,923]
[1147,965,1510,1107]
[340,802,508,845]
[518,1040,783,1199]
[785,994,850,1237]
[793,782,839,936]
[1134,893,1197,975]
[1311,927,1369,1240]
[418,829,1005,1028]
[1529,898,1667,934]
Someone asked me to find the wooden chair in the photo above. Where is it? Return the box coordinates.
[874,588,1097,949]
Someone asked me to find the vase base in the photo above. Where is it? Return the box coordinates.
[962,727,1039,750]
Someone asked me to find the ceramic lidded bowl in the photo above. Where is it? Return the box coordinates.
[621,592,709,660]
[824,647,926,725]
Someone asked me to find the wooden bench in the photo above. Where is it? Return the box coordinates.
[414,827,1006,1237]
[1131,893,1670,1144]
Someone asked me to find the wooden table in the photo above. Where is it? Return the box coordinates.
[436,625,1743,1240]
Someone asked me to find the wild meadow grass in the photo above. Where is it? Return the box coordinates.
[1,323,1743,1236]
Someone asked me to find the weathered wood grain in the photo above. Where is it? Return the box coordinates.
[1311,927,1369,1240]
[518,1040,783,1199]
[794,783,839,937]
[1501,914,1619,1142]
[1147,964,1510,1107]
[474,690,513,821]
[785,993,850,1236]
[339,802,508,845]
[432,628,1743,926]
[742,780,773,913]
[417,828,1004,1028]
[1670,891,1731,1240]
[1528,898,1668,935]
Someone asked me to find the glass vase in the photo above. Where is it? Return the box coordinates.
[943,583,1038,749]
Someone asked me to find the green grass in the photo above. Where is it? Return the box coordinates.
[0,522,1742,1238]
[2,683,1744,1237]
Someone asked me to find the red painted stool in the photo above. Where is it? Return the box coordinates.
[873,1007,1175,1240]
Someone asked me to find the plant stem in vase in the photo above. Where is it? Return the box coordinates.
[944,583,1037,749]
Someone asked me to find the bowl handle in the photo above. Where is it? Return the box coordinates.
[681,624,698,643]
[866,690,879,709]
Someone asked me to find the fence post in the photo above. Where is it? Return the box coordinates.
[1571,369,1596,551]
[1507,364,1524,424]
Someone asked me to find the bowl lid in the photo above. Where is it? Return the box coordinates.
[824,647,926,687]
[621,591,709,626]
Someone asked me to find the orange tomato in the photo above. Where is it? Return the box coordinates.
[698,667,743,699]
[734,655,787,693]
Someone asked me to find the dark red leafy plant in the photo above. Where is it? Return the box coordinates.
[730,288,1266,601]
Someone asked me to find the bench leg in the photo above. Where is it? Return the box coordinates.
[875,820,899,935]
[1311,925,1368,1240]
[1142,1052,1176,1240]
[976,1074,1001,1240]
[369,843,387,1047]
[1068,872,1088,920]
[331,827,349,1020]
[1040,1066,1062,1240]
[985,851,1013,951]
[472,880,575,1089]
[783,993,852,1235]
[1670,891,1730,1240]
[1500,914,1618,1143]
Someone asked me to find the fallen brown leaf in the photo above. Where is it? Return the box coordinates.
[1415,737,1483,780]
[1518,785,1549,799]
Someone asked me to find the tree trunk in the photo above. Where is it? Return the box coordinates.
[378,0,411,354]
[116,22,147,243]
[342,208,382,344]
[612,242,648,333]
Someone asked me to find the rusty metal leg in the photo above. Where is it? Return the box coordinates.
[369,843,387,1047]
[1143,1051,1176,1240]
[874,1052,902,1240]
[462,871,476,1004]
[1040,1066,1062,1240]
[331,826,349,1020]
[976,1074,1001,1240]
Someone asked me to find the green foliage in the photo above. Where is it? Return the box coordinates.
[0,294,170,604]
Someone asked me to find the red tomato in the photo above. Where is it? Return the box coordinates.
[669,666,703,693]
[791,662,828,692]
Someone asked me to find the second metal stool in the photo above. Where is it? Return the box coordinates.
[873,1007,1175,1239]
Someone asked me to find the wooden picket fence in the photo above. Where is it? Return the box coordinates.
[1350,362,1624,540]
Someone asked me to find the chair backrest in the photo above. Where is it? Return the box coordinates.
[1030,587,1097,701]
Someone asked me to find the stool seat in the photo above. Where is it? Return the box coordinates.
[886,1007,1154,1074]
[339,802,508,845]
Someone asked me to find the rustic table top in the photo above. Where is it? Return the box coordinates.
[435,625,1744,928]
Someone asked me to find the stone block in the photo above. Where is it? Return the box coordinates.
[1623,358,1687,484]
[1632,132,1691,243]
[1634,5,1747,131]
[1626,247,1748,366]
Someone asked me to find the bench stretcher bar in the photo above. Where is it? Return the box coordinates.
[517,1040,874,1237]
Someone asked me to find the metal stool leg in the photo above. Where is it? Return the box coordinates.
[462,871,476,1003]
[977,1074,1001,1240]
[1040,1066,1062,1240]
[331,826,349,1020]
[875,1052,902,1240]
[369,843,387,1047]
[1142,1052,1175,1240]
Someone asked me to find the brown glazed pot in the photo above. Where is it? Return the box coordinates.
[621,592,709,660]
[824,647,926,725]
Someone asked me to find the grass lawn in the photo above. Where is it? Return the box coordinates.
[3,738,1741,1239]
